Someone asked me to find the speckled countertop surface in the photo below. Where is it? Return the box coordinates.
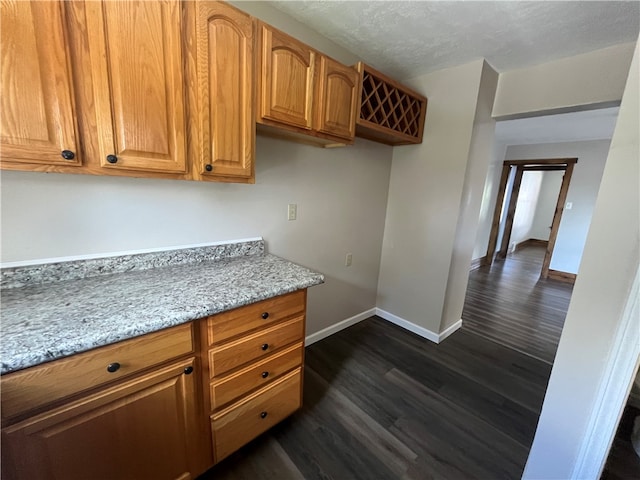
[1,253,324,375]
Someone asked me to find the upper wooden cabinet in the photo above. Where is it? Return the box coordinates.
[316,56,359,140]
[354,62,427,146]
[85,0,187,174]
[258,23,315,130]
[185,1,254,182]
[0,1,81,167]
[256,22,359,145]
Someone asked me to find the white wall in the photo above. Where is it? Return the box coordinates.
[506,140,611,274]
[0,137,392,336]
[510,170,544,247]
[493,42,636,120]
[0,1,393,338]
[376,59,484,334]
[472,140,507,260]
[440,61,499,331]
[523,39,639,480]
[529,170,563,241]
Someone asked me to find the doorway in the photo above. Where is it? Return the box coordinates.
[484,158,577,281]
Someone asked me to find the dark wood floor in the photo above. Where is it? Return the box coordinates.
[462,246,573,364]
[199,316,553,479]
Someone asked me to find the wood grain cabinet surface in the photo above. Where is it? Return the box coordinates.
[256,22,359,145]
[202,289,307,464]
[1,289,309,478]
[185,0,255,183]
[1,357,205,480]
[85,0,188,174]
[0,1,82,167]
[0,323,210,479]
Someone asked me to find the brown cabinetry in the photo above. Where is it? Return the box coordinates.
[354,62,427,145]
[0,1,82,167]
[257,22,359,145]
[1,324,209,480]
[316,56,360,140]
[202,289,306,463]
[185,1,255,182]
[85,0,187,174]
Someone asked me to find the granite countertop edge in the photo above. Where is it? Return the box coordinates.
[1,253,324,375]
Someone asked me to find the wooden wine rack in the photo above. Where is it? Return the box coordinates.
[354,62,427,146]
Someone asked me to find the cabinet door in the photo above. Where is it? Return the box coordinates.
[2,359,201,480]
[316,57,359,141]
[85,1,187,174]
[258,23,315,130]
[189,1,254,179]
[0,1,81,166]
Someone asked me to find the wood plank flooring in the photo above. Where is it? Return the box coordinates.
[197,246,575,479]
[462,246,573,364]
[199,317,553,480]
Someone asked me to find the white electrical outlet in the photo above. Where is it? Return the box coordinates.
[345,253,353,266]
[287,204,297,221]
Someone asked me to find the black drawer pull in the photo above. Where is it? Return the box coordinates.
[261,343,269,351]
[184,366,194,375]
[61,150,75,160]
[106,362,120,373]
[261,312,269,319]
[261,371,269,379]
[260,411,268,419]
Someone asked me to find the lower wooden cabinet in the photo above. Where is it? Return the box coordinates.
[211,368,302,462]
[0,289,308,478]
[1,358,203,480]
[203,289,307,464]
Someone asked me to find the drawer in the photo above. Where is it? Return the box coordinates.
[209,316,304,377]
[212,367,302,462]
[210,342,303,410]
[1,323,193,421]
[207,290,305,345]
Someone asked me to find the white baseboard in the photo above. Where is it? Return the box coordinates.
[439,319,463,342]
[304,307,463,346]
[305,308,376,346]
[375,308,462,344]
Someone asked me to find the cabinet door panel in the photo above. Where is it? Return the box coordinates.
[86,1,186,173]
[259,24,314,129]
[0,1,80,166]
[317,57,359,140]
[192,1,253,179]
[2,359,200,480]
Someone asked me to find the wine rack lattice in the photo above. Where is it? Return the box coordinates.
[354,63,427,145]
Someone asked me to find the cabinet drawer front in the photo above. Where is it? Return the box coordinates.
[210,343,303,410]
[2,323,193,421]
[207,290,305,345]
[209,317,304,377]
[212,368,302,462]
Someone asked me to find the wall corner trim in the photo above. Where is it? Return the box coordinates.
[304,308,464,347]
[375,308,462,344]
[305,308,376,346]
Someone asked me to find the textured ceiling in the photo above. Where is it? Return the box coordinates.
[267,1,640,79]
[495,107,619,146]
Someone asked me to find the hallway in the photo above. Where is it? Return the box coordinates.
[462,246,574,364]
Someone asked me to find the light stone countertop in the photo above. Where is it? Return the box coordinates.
[1,254,324,375]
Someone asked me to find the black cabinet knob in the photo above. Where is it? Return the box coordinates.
[260,411,268,419]
[261,312,269,320]
[205,164,213,172]
[106,362,120,373]
[106,154,118,164]
[184,366,194,375]
[261,371,269,379]
[61,150,75,160]
[261,343,269,351]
